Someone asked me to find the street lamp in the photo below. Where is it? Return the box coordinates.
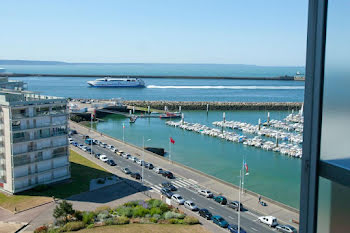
[142,137,151,184]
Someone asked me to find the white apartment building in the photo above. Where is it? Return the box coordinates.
[0,90,70,193]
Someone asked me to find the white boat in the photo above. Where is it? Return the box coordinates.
[87,77,145,88]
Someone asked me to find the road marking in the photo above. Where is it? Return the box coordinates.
[188,178,198,184]
[192,198,196,201]
[208,206,214,209]
[251,227,258,231]
[246,211,259,218]
[228,216,234,219]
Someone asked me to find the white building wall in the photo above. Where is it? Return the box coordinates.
[52,136,67,147]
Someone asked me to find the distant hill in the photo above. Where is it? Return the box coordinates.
[0,60,68,65]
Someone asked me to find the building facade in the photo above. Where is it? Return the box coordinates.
[0,90,70,193]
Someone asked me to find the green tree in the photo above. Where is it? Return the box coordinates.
[53,200,75,223]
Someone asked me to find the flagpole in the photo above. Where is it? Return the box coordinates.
[90,113,93,155]
[122,123,125,143]
[169,140,171,164]
[238,169,241,233]
[242,157,244,194]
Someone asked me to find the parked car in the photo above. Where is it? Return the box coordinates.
[122,167,131,174]
[276,225,298,233]
[106,144,113,149]
[198,189,213,198]
[69,129,77,135]
[162,171,174,179]
[99,155,109,162]
[161,182,177,191]
[154,167,163,174]
[228,201,243,211]
[171,194,185,205]
[95,153,101,159]
[160,188,173,198]
[130,172,141,180]
[137,160,145,166]
[145,163,154,169]
[228,224,247,233]
[85,138,93,145]
[68,138,74,143]
[212,215,229,228]
[83,135,89,139]
[184,200,199,211]
[81,146,88,151]
[72,142,78,147]
[199,208,212,220]
[258,216,278,227]
[106,159,116,166]
[117,151,124,156]
[78,144,84,149]
[213,196,227,205]
[111,148,118,153]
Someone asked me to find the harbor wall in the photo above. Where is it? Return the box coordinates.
[123,101,303,111]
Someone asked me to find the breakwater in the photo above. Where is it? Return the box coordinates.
[1,73,303,80]
[123,100,303,111]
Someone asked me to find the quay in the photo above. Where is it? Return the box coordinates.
[69,120,300,229]
[1,73,305,80]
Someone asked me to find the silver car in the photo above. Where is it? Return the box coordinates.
[184,200,199,211]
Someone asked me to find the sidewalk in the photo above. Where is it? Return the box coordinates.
[70,121,300,229]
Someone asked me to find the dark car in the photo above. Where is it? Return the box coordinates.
[213,196,227,205]
[72,142,78,147]
[228,224,247,233]
[162,171,174,179]
[228,201,243,211]
[122,167,131,174]
[107,159,116,166]
[160,188,173,198]
[199,208,212,220]
[94,153,101,159]
[145,163,154,169]
[131,172,141,180]
[69,130,77,135]
[276,225,298,233]
[161,182,177,191]
[212,215,229,228]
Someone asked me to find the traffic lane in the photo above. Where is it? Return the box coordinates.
[72,135,167,186]
[176,187,275,233]
[72,136,274,233]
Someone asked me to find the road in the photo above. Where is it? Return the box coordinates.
[72,134,277,233]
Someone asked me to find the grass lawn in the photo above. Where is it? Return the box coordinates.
[0,150,111,212]
[72,224,210,233]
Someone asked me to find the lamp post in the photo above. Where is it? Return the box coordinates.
[142,137,151,184]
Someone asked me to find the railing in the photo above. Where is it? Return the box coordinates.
[12,113,29,119]
[12,122,51,131]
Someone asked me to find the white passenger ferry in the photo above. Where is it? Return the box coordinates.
[87,77,145,88]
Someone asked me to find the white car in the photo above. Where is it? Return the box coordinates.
[171,194,185,205]
[99,155,109,162]
[258,216,278,227]
[68,138,73,143]
[184,200,199,211]
[106,144,113,149]
[154,167,163,174]
[198,189,213,198]
[81,146,88,151]
[137,160,145,166]
[111,148,118,153]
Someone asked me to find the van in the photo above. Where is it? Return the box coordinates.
[258,216,278,227]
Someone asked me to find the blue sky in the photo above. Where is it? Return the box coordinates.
[0,0,308,66]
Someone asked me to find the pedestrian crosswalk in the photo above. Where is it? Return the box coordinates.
[149,177,199,193]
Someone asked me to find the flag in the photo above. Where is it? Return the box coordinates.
[123,123,125,129]
[170,137,175,144]
[244,160,249,175]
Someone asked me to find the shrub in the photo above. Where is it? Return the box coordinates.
[97,211,109,222]
[82,212,95,225]
[149,207,162,216]
[86,224,95,229]
[94,206,111,214]
[53,201,75,223]
[183,216,200,225]
[164,211,185,220]
[132,206,149,218]
[152,214,161,220]
[47,228,61,233]
[124,200,140,207]
[73,210,83,221]
[115,216,130,225]
[62,221,85,232]
[169,219,178,224]
[147,199,163,208]
[159,203,171,213]
[104,219,115,225]
[116,206,133,218]
[34,225,48,233]
[149,217,158,223]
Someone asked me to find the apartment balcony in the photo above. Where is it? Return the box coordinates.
[13,143,68,156]
[12,111,67,120]
[13,150,68,167]
[13,132,67,144]
[12,122,65,132]
[0,175,6,183]
[14,163,69,179]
